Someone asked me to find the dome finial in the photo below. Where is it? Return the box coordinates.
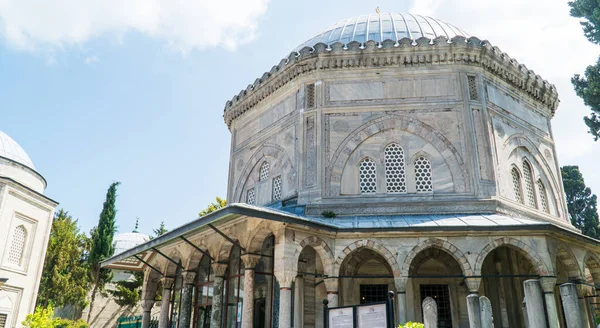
[133,217,139,233]
[375,7,380,14]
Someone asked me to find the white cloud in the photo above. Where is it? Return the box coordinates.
[0,0,270,52]
[84,55,99,64]
[408,0,600,191]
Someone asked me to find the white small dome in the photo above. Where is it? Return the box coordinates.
[0,131,35,169]
[113,232,150,255]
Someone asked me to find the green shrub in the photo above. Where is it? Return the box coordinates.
[22,306,89,328]
[399,322,425,328]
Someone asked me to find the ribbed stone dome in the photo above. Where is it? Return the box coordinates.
[293,12,470,52]
[113,231,150,255]
[0,130,35,169]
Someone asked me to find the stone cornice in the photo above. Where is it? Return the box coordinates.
[224,36,559,129]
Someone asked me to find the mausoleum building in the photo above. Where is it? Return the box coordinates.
[103,12,600,328]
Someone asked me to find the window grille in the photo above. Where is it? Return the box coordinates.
[8,225,26,266]
[523,161,536,208]
[384,143,407,193]
[272,176,282,201]
[468,75,478,100]
[415,157,433,192]
[246,188,256,205]
[359,284,388,304]
[259,162,270,181]
[306,83,316,109]
[537,179,549,213]
[511,168,523,204]
[0,313,7,328]
[359,158,377,194]
[420,285,452,328]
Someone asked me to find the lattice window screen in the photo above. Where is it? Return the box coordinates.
[523,162,536,208]
[259,162,270,181]
[384,143,407,193]
[537,179,549,213]
[468,75,479,100]
[272,176,282,201]
[415,157,433,192]
[8,225,26,266]
[512,168,523,204]
[246,188,256,205]
[359,158,377,194]
[306,83,316,109]
[0,313,7,328]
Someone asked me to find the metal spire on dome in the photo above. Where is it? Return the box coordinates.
[133,217,139,233]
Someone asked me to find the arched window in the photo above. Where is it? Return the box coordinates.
[246,188,256,205]
[224,244,244,328]
[359,158,377,194]
[537,179,549,213]
[414,156,433,192]
[8,225,26,266]
[272,176,282,201]
[522,161,536,208]
[384,143,406,193]
[511,168,523,204]
[259,162,270,181]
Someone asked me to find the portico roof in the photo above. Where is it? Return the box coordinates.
[100,203,598,272]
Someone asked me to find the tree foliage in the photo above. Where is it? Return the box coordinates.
[38,210,90,309]
[23,306,88,328]
[561,165,600,238]
[108,272,144,307]
[569,0,600,139]
[153,221,168,237]
[198,197,227,217]
[87,182,120,322]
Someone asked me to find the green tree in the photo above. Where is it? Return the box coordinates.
[198,197,227,217]
[569,0,600,139]
[561,166,600,238]
[87,182,120,322]
[23,306,89,328]
[108,272,144,307]
[38,210,90,311]
[153,221,168,237]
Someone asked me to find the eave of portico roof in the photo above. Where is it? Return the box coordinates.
[100,203,600,272]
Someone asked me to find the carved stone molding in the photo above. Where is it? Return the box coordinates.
[241,254,262,269]
[224,36,559,129]
[160,277,175,289]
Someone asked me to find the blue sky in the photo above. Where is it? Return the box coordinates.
[1,0,599,235]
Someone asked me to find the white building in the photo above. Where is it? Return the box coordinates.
[0,131,57,328]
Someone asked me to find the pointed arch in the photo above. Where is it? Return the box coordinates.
[7,225,27,266]
[522,160,536,207]
[474,237,551,276]
[384,142,407,193]
[401,238,472,277]
[555,243,583,280]
[296,236,336,277]
[334,240,400,276]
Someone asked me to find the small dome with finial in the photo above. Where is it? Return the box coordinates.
[113,218,149,255]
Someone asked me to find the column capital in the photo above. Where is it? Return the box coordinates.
[160,277,174,289]
[323,277,339,292]
[241,254,262,269]
[464,277,481,293]
[182,272,196,285]
[395,277,408,292]
[274,270,296,289]
[212,263,228,277]
[539,277,557,293]
[142,300,154,312]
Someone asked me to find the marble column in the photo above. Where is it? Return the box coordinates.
[523,279,547,328]
[464,277,482,328]
[577,285,592,328]
[273,227,298,328]
[397,291,407,324]
[560,283,584,328]
[241,254,261,328]
[178,272,196,328]
[539,277,559,328]
[324,277,339,308]
[294,276,305,328]
[141,300,154,328]
[158,277,174,328]
[210,264,227,328]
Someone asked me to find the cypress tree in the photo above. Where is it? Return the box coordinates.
[87,182,120,322]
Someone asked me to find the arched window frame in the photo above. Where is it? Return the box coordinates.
[7,225,27,267]
[259,161,270,182]
[193,253,214,328]
[359,157,377,194]
[522,160,537,208]
[384,143,407,194]
[414,156,433,193]
[537,179,550,214]
[511,166,524,204]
